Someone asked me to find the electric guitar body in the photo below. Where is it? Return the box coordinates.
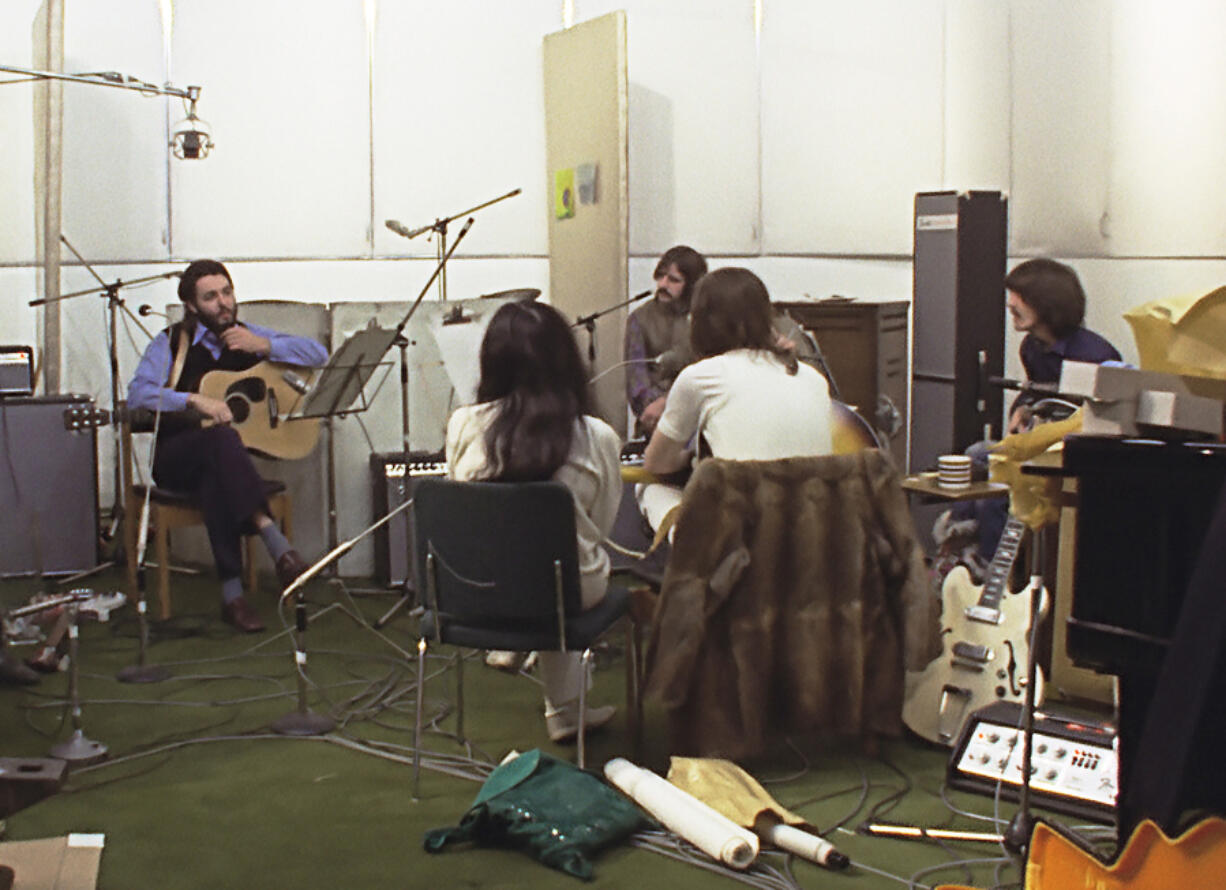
[903,517,1048,746]
[197,362,320,460]
[1022,817,1226,890]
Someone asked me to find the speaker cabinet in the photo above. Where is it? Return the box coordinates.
[0,395,98,577]
[910,191,1007,474]
[370,452,446,588]
[775,300,909,469]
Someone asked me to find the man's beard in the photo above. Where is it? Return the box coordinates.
[198,305,238,336]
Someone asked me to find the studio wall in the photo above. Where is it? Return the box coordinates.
[3,0,1226,572]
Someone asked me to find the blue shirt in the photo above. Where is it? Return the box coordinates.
[1020,327,1122,385]
[127,320,328,413]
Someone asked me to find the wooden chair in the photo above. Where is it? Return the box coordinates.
[410,478,641,795]
[120,408,292,620]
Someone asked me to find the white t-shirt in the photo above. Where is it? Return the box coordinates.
[445,403,623,610]
[656,349,833,459]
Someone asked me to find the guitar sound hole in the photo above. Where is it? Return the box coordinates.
[225,377,267,402]
[226,397,250,424]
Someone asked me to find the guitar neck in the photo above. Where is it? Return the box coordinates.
[976,517,1026,613]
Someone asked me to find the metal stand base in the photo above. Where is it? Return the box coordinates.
[270,710,336,736]
[116,663,171,684]
[49,729,107,765]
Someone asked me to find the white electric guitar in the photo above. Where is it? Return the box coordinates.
[903,517,1048,746]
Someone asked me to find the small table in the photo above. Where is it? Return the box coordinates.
[901,472,1009,502]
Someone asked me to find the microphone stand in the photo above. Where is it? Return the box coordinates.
[1003,526,1048,862]
[117,437,171,684]
[272,223,477,734]
[270,496,417,736]
[572,289,653,362]
[386,188,520,303]
[48,600,108,765]
[371,218,477,629]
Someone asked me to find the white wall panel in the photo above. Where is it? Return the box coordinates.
[761,0,945,256]
[578,0,759,257]
[371,0,559,260]
[943,0,1009,192]
[1105,1,1226,257]
[1009,0,1111,257]
[58,0,169,262]
[169,0,370,259]
[0,2,44,265]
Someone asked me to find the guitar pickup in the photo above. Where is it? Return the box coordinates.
[964,605,1002,625]
[950,641,992,670]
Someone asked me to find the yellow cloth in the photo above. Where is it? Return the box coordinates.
[1124,287,1226,400]
[987,410,1084,532]
[666,757,806,832]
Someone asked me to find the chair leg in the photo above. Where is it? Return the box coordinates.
[578,648,593,769]
[413,638,426,800]
[278,493,293,541]
[155,524,172,621]
[625,620,642,760]
[242,535,258,595]
[455,650,465,743]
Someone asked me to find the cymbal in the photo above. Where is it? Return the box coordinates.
[478,288,540,302]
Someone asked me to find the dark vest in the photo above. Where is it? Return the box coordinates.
[629,297,693,394]
[157,320,262,440]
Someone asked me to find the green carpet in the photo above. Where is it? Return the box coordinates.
[0,567,1112,889]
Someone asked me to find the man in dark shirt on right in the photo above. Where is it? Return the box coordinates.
[1004,257,1122,433]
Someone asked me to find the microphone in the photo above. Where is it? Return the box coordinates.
[281,370,311,395]
[385,219,412,238]
[654,349,686,377]
[989,376,1060,394]
[386,219,436,240]
[631,289,652,302]
[138,304,168,319]
[441,305,472,326]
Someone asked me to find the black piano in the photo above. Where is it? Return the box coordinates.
[1063,434,1226,837]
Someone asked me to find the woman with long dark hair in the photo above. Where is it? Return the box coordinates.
[445,300,622,742]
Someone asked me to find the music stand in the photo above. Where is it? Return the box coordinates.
[297,325,399,421]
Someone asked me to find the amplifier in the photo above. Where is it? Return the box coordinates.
[0,346,34,396]
[947,701,1118,821]
[370,451,446,588]
[0,395,98,577]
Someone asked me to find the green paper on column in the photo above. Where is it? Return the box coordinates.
[554,168,575,219]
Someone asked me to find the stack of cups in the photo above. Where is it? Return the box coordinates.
[937,454,972,491]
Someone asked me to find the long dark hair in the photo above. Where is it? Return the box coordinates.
[475,301,591,481]
[690,267,798,374]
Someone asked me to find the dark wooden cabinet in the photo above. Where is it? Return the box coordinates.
[775,300,910,468]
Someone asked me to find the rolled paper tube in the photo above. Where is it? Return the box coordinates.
[765,824,850,870]
[605,758,759,869]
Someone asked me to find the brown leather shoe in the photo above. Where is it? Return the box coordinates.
[275,549,309,589]
[221,596,265,633]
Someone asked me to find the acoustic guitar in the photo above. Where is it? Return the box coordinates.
[903,516,1048,746]
[63,361,321,461]
[195,361,320,460]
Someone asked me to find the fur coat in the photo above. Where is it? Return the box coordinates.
[644,451,941,759]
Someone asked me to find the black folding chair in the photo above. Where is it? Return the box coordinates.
[411,478,641,796]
